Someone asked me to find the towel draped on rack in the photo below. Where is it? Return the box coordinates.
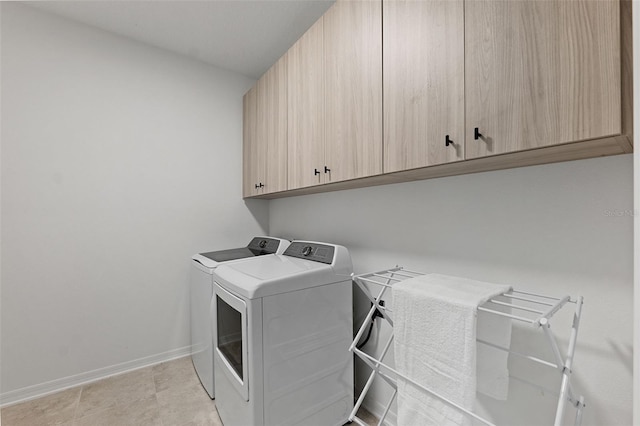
[393,274,512,426]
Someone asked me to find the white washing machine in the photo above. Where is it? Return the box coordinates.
[190,236,290,399]
[212,241,354,426]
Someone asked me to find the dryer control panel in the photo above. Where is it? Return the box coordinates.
[284,242,335,264]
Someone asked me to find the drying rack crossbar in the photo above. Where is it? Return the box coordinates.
[349,267,585,426]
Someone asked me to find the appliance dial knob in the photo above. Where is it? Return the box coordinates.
[302,246,313,256]
[259,240,267,248]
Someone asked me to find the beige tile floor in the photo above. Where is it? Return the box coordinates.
[1,356,378,426]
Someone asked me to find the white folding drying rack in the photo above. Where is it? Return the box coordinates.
[349,266,586,426]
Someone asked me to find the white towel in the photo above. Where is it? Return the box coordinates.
[393,274,512,426]
[476,309,511,400]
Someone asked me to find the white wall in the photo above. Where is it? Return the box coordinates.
[270,154,634,426]
[0,3,268,404]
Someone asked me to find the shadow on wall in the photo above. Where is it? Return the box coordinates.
[244,199,269,234]
[607,339,633,374]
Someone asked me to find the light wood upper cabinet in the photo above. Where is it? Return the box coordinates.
[465,0,622,159]
[244,0,631,199]
[383,0,465,172]
[258,55,288,193]
[288,18,325,189]
[242,86,261,198]
[243,55,288,197]
[323,0,383,183]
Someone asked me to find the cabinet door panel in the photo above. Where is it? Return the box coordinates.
[242,86,260,197]
[383,0,464,172]
[288,19,325,189]
[324,0,382,182]
[465,0,621,159]
[257,56,288,193]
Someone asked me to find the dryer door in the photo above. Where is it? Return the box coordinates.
[214,282,249,401]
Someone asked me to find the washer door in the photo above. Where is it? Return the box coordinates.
[214,282,249,401]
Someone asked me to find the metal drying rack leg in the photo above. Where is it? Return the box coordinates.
[553,296,585,426]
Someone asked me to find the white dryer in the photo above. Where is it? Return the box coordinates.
[190,236,290,398]
[212,241,354,426]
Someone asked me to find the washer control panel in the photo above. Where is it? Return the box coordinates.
[283,242,335,264]
[247,237,284,254]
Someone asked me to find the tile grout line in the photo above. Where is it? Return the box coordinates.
[151,367,165,426]
[71,385,83,421]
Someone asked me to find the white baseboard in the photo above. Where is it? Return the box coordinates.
[0,345,192,408]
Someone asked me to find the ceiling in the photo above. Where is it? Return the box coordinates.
[28,0,334,79]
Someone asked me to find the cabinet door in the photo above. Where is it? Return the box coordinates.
[465,0,621,159]
[324,0,382,182]
[288,18,325,189]
[383,0,464,173]
[242,86,261,197]
[256,55,288,194]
